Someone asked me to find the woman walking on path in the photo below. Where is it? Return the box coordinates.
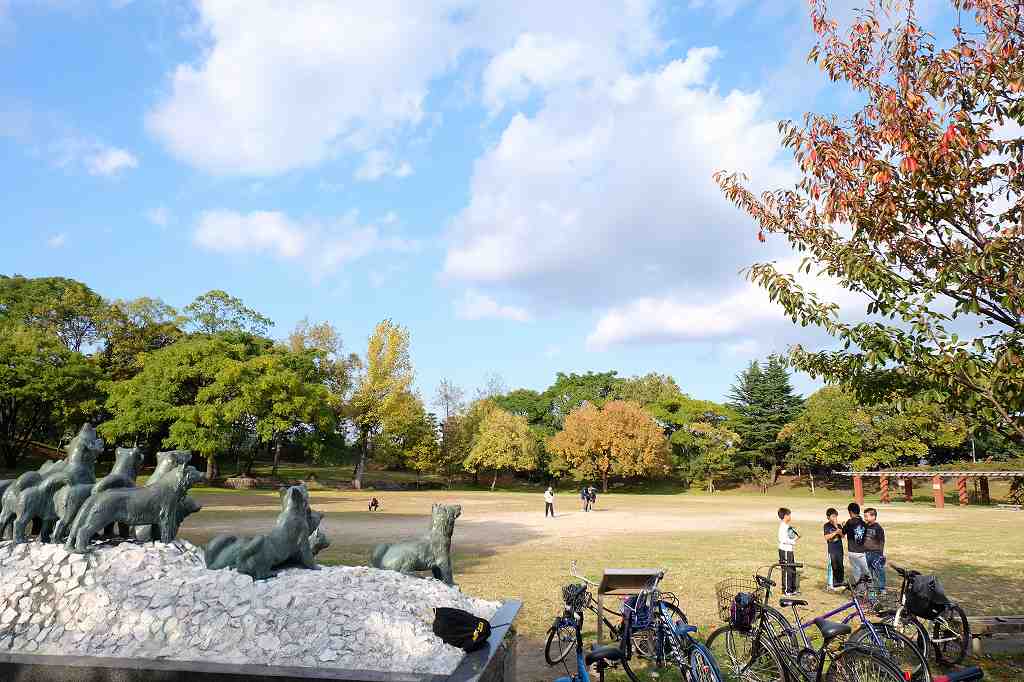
[544,486,556,518]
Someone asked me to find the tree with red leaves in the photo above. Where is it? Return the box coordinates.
[715,0,1024,442]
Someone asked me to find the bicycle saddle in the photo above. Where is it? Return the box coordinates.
[779,597,808,607]
[813,617,852,643]
[585,645,624,666]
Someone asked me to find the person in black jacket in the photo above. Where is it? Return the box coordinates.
[864,507,886,590]
[823,508,844,590]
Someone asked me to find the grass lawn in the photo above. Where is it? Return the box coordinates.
[171,485,1024,681]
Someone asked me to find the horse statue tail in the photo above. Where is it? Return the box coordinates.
[369,543,390,569]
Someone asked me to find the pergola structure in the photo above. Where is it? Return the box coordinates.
[835,470,1024,508]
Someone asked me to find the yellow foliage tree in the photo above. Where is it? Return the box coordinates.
[464,408,538,490]
[548,400,669,492]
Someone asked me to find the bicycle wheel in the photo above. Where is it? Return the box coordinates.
[826,646,907,682]
[691,641,726,682]
[877,610,930,663]
[931,603,970,666]
[631,600,688,660]
[544,619,578,665]
[849,622,931,681]
[756,604,799,653]
[706,625,786,682]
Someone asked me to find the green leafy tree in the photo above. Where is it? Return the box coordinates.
[0,275,109,352]
[349,319,414,489]
[102,333,271,477]
[429,379,469,487]
[728,356,804,483]
[0,326,101,467]
[184,290,273,336]
[686,421,740,493]
[612,373,684,406]
[464,408,538,490]
[646,395,739,485]
[543,371,619,428]
[99,297,184,380]
[715,0,1024,443]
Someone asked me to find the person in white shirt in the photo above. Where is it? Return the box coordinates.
[544,487,555,518]
[777,507,799,595]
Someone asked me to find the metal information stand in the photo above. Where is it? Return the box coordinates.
[596,568,661,645]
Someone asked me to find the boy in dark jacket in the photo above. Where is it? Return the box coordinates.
[823,508,844,590]
[864,507,886,590]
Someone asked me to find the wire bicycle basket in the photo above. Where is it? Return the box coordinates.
[561,582,590,611]
[715,577,765,622]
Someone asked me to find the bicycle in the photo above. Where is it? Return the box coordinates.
[545,561,687,666]
[876,565,971,666]
[707,563,927,682]
[618,570,724,681]
[552,598,638,682]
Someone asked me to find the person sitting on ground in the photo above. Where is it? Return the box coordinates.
[777,507,800,596]
[843,502,869,585]
[823,507,845,591]
[544,486,555,518]
[863,507,886,591]
[368,497,380,512]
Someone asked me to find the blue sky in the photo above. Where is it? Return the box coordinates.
[0,0,956,404]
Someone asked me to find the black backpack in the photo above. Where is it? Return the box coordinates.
[907,574,949,620]
[433,608,492,652]
[730,592,757,632]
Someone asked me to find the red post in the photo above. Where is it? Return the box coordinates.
[932,475,945,509]
[904,478,913,502]
[853,475,865,506]
[980,477,991,504]
[957,477,969,506]
[880,475,890,503]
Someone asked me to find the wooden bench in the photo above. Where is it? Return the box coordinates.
[969,616,1024,655]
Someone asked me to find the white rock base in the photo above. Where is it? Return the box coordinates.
[0,541,498,675]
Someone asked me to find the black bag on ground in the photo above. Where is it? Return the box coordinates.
[730,592,757,632]
[907,574,949,620]
[433,607,492,652]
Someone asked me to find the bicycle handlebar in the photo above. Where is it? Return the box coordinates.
[934,667,984,682]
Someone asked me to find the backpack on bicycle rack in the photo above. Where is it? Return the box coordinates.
[730,592,757,632]
[907,574,949,620]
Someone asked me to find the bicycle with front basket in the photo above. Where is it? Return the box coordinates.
[544,560,687,666]
[707,562,928,682]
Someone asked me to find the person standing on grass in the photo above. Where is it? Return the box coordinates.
[777,507,799,596]
[863,507,886,591]
[544,486,556,518]
[823,508,845,590]
[844,502,870,584]
[580,485,589,512]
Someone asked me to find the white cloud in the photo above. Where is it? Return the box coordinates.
[146,0,660,175]
[354,150,413,182]
[444,46,794,309]
[87,147,138,176]
[46,233,67,248]
[454,290,531,322]
[193,209,417,277]
[146,206,170,227]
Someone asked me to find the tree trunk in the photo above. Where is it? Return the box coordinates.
[602,470,609,493]
[491,470,498,491]
[809,470,815,495]
[353,430,369,490]
[272,438,282,477]
[205,453,219,481]
[770,464,780,484]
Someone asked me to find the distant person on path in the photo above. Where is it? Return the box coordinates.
[823,507,845,590]
[588,486,597,511]
[368,497,380,512]
[580,486,590,512]
[544,486,555,518]
[843,502,869,585]
[863,507,887,591]
[777,507,799,596]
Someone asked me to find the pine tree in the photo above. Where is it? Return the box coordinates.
[728,355,804,484]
